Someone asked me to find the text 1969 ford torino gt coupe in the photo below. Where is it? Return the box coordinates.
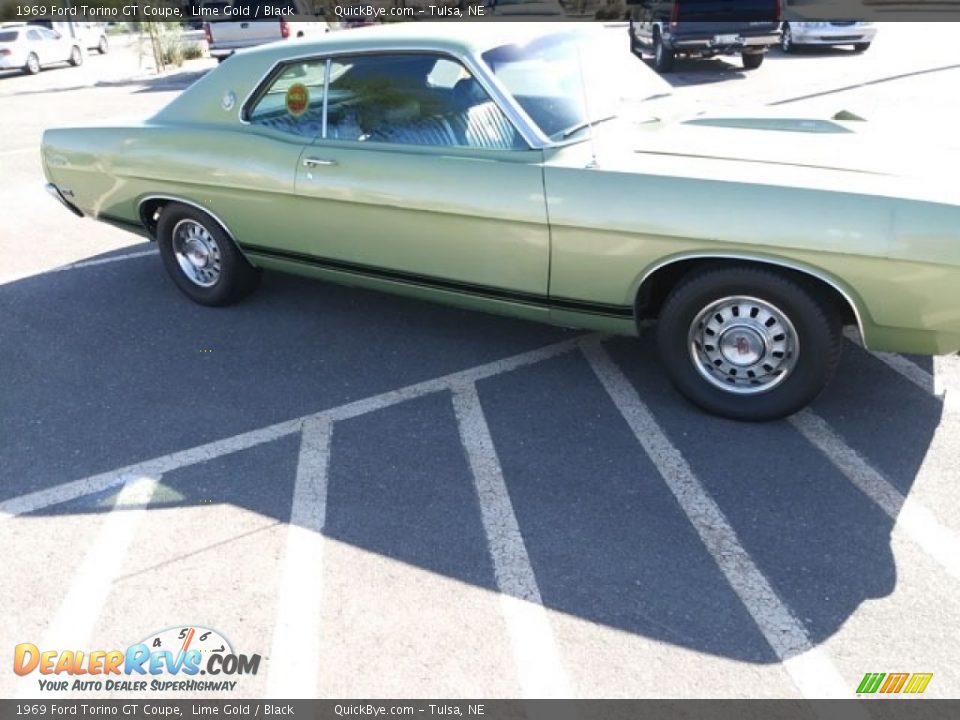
[41,24,960,421]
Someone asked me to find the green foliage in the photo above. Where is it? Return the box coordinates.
[594,0,626,20]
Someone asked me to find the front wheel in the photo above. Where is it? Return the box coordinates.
[629,22,641,56]
[156,204,261,306]
[97,36,109,54]
[741,52,764,69]
[656,267,842,421]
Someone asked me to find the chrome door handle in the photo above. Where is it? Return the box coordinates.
[303,157,337,168]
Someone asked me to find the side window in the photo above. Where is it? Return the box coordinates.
[27,29,42,42]
[38,28,59,40]
[247,59,327,138]
[326,53,524,150]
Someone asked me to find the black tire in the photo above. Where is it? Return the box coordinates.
[97,36,109,54]
[854,42,871,52]
[24,52,40,75]
[156,204,261,306]
[655,266,842,421]
[742,52,764,70]
[629,22,641,56]
[780,23,795,53]
[68,45,83,66]
[653,31,674,73]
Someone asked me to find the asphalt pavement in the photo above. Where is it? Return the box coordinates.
[1,23,959,701]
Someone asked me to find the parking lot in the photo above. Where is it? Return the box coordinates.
[2,22,960,700]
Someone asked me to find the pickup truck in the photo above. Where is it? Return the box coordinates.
[205,0,327,62]
[627,0,782,72]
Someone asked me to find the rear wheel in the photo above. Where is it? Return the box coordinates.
[653,31,674,73]
[656,266,842,421]
[24,52,40,75]
[68,45,83,66]
[97,36,109,54]
[741,52,764,69]
[780,23,795,53]
[156,204,261,306]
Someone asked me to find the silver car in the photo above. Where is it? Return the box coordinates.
[780,21,878,53]
[0,24,84,74]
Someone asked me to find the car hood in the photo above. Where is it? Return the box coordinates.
[588,107,959,204]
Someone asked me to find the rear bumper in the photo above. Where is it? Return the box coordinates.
[0,55,25,70]
[209,39,273,57]
[45,183,84,218]
[791,27,877,44]
[670,33,780,52]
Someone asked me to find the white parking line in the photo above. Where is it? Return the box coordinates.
[790,409,960,582]
[19,475,158,699]
[53,249,159,273]
[843,327,935,394]
[451,383,571,699]
[581,339,853,700]
[0,337,584,521]
[0,249,159,286]
[266,417,332,699]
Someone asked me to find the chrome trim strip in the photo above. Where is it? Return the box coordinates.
[637,253,870,349]
[136,195,241,248]
[321,57,330,139]
[238,47,543,150]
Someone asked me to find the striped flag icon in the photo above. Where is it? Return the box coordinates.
[857,672,933,694]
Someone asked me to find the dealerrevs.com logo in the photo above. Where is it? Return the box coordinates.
[14,626,261,693]
[856,672,933,696]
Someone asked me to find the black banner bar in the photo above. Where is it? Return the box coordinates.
[2,0,960,22]
[0,700,956,720]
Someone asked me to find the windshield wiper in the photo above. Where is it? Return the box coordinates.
[559,114,616,140]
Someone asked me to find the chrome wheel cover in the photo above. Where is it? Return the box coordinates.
[688,295,799,395]
[171,219,222,288]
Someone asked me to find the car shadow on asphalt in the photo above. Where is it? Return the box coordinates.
[637,56,753,87]
[2,245,946,665]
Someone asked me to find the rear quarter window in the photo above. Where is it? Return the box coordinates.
[0,31,20,42]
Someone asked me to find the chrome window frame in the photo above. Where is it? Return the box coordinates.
[239,46,550,151]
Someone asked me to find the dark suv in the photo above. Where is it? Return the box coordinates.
[627,0,782,72]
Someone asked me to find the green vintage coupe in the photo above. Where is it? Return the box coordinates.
[42,24,960,421]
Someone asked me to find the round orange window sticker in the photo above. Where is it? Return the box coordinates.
[286,83,309,117]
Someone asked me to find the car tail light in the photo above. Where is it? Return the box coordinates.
[280,20,290,39]
[203,21,212,44]
[0,49,10,56]
[774,0,783,20]
[669,1,680,29]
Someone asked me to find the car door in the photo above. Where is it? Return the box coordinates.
[36,27,69,63]
[246,51,551,307]
[23,28,46,64]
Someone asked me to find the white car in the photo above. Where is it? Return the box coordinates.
[780,22,877,53]
[0,24,84,75]
[22,20,109,55]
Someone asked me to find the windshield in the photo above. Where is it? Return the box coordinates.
[481,29,675,141]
